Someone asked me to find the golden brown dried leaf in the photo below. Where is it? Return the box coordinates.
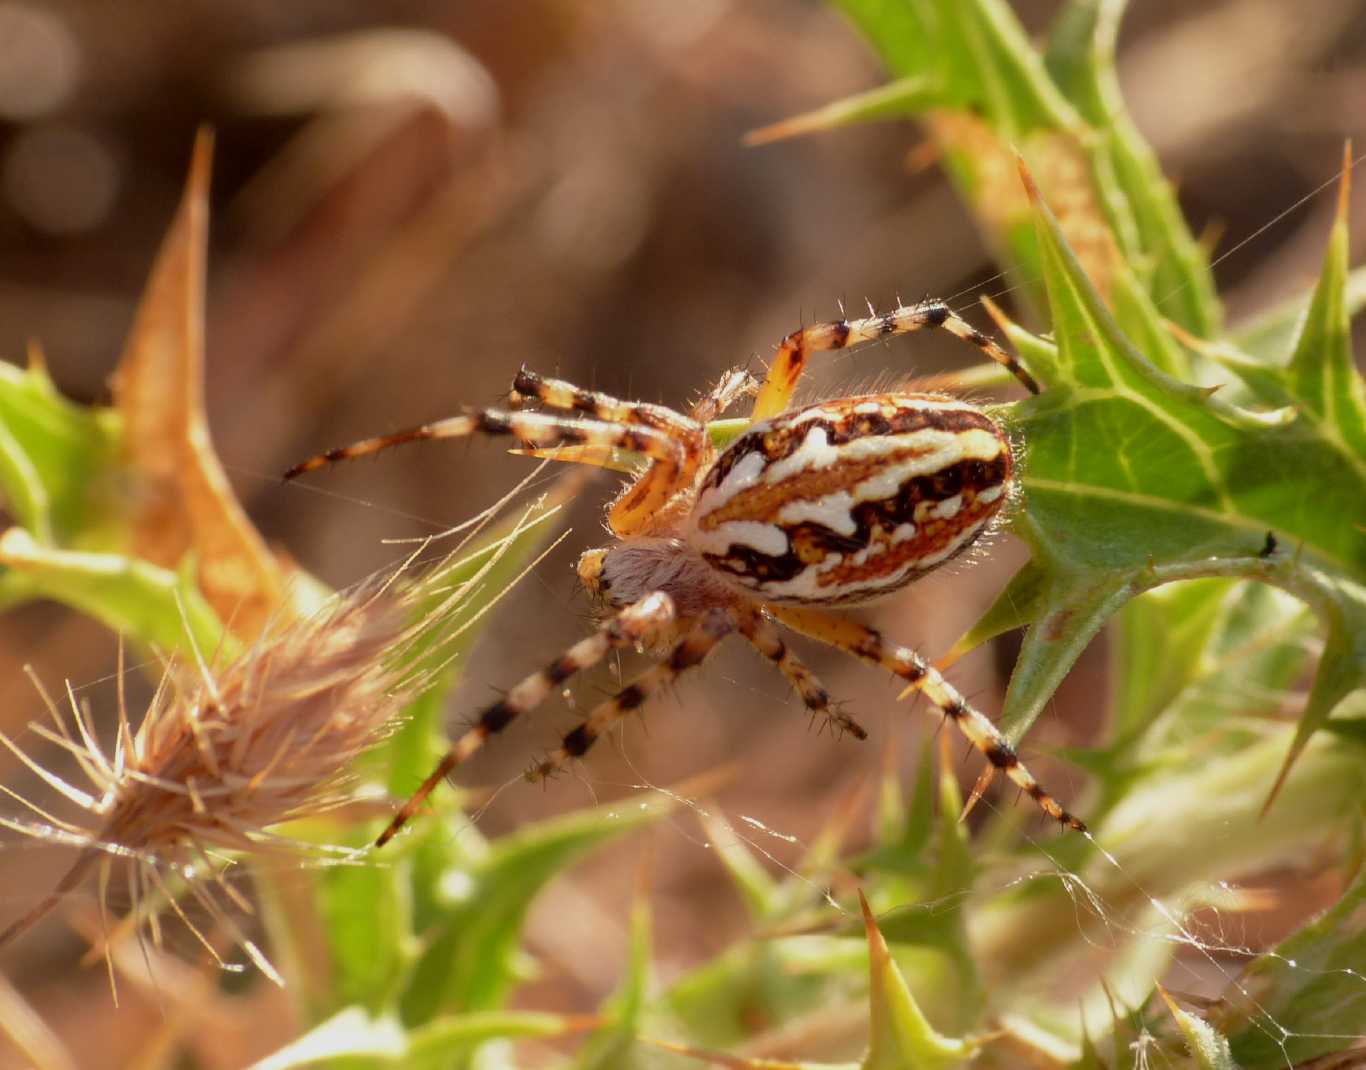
[109,127,286,641]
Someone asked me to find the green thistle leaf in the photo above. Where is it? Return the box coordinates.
[0,354,120,548]
[970,161,1366,812]
[860,892,978,1070]
[1158,988,1241,1070]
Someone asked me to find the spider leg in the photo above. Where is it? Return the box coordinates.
[506,368,714,508]
[286,407,688,534]
[767,604,1085,832]
[509,367,701,437]
[288,408,679,479]
[527,607,734,781]
[374,592,678,847]
[736,610,867,741]
[689,366,758,424]
[512,367,754,478]
[750,300,1038,422]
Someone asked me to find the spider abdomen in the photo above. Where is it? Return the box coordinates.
[687,395,1012,605]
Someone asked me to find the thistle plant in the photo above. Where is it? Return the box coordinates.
[0,2,1363,1069]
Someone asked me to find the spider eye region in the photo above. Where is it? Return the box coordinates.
[686,395,1012,605]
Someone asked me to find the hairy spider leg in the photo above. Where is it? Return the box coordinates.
[374,592,678,847]
[768,604,1085,832]
[526,608,734,781]
[689,366,758,424]
[736,610,868,740]
[283,408,687,535]
[750,300,1040,422]
[507,367,712,505]
[510,366,754,477]
[509,367,702,437]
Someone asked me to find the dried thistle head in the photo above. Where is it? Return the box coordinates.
[0,577,422,981]
[0,464,571,989]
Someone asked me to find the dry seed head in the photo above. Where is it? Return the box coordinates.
[0,578,422,968]
[117,586,413,849]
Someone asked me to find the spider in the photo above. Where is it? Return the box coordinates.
[286,299,1087,846]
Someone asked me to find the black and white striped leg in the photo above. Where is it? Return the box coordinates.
[509,366,701,438]
[526,608,734,781]
[737,611,867,740]
[375,592,678,846]
[286,408,685,481]
[769,605,1085,832]
[750,299,1038,422]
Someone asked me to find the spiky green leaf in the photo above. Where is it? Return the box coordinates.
[860,894,978,1070]
[0,356,120,547]
[968,164,1366,823]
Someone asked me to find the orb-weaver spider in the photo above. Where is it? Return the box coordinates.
[286,299,1085,845]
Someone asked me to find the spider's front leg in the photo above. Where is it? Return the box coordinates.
[689,367,758,424]
[750,300,1039,422]
[507,367,749,531]
[287,408,679,482]
[509,367,700,437]
[285,406,691,534]
[526,608,734,781]
[768,604,1086,832]
[374,592,678,846]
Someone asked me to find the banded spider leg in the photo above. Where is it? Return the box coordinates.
[750,299,1041,421]
[769,605,1085,831]
[285,402,693,535]
[735,609,868,741]
[489,602,864,787]
[507,366,755,476]
[524,608,734,782]
[375,592,679,846]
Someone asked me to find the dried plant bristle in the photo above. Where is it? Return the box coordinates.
[0,577,421,982]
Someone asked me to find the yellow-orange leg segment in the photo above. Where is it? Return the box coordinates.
[375,592,678,847]
[526,608,734,781]
[768,604,1085,832]
[750,300,1039,422]
[736,610,867,740]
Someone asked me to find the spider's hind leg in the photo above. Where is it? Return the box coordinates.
[374,592,678,847]
[527,608,734,782]
[737,610,867,741]
[750,300,1038,422]
[768,604,1085,832]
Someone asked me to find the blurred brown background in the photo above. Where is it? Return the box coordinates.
[0,1,1364,1066]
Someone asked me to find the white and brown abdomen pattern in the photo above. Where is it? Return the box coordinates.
[687,395,1012,605]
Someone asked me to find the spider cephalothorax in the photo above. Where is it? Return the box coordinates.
[286,299,1085,845]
